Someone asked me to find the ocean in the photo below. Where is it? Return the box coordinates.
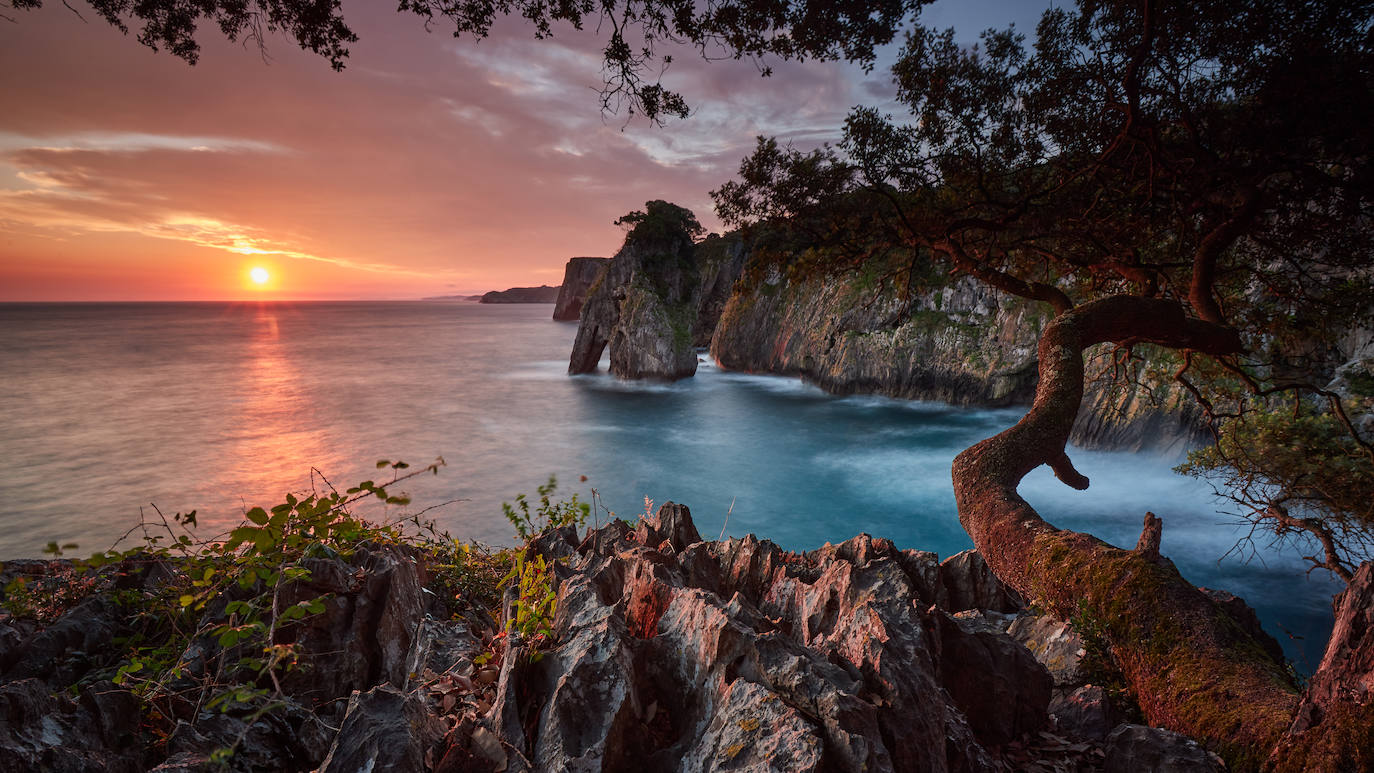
[0,301,1342,667]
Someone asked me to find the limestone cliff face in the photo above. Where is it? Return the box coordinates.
[1072,357,1210,454]
[710,258,1212,453]
[690,234,747,346]
[711,266,1043,406]
[568,221,740,380]
[551,257,609,321]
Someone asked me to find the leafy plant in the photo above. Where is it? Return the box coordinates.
[502,476,590,541]
[0,456,503,763]
[501,553,558,651]
[1179,406,1374,582]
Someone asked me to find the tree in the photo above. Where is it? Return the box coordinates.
[615,199,706,245]
[711,2,1374,766]
[12,0,1374,767]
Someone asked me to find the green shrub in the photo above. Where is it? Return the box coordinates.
[502,476,590,541]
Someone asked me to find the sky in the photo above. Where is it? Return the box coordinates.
[0,1,1046,300]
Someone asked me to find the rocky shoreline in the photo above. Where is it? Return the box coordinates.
[550,208,1372,459]
[4,502,1370,771]
[556,245,1216,455]
[0,504,1252,772]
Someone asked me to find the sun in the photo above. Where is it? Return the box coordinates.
[249,267,270,285]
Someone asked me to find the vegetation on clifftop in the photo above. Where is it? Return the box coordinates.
[0,460,565,766]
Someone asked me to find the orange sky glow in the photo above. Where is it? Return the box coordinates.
[0,1,1037,300]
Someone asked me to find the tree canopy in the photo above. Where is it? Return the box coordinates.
[615,199,705,246]
[712,0,1374,582]
[5,0,915,120]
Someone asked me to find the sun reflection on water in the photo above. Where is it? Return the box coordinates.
[213,303,333,520]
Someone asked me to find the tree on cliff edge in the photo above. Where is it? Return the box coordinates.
[712,3,1374,766]
[15,0,1373,767]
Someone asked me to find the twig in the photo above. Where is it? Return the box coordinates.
[718,497,735,541]
[402,498,467,520]
[311,466,339,496]
[60,0,85,23]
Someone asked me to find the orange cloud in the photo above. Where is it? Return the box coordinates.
[0,1,899,300]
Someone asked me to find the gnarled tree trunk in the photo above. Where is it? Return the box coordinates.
[952,295,1299,770]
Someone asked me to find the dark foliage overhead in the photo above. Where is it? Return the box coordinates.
[7,0,919,120]
[6,0,358,69]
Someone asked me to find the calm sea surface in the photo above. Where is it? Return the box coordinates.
[0,301,1342,667]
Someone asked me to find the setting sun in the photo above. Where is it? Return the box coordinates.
[249,267,270,284]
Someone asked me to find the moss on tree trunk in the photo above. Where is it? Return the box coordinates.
[952,295,1299,769]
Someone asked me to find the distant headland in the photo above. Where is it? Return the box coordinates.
[421,285,562,303]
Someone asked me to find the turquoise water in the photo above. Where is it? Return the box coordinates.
[0,301,1342,667]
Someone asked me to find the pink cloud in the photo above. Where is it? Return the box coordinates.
[0,1,891,299]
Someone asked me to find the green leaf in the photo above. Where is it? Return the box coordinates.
[376,460,390,469]
[246,507,269,526]
[179,594,196,608]
[226,526,258,551]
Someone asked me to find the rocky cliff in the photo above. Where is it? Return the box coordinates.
[708,256,1210,453]
[690,235,746,347]
[552,258,610,321]
[567,239,699,380]
[711,259,1042,407]
[568,204,743,381]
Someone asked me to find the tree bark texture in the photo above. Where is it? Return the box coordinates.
[951,295,1299,769]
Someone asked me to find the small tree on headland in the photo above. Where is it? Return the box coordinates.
[615,199,705,246]
[11,0,1374,767]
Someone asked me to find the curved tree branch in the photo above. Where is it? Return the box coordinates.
[933,238,1074,315]
[1189,186,1260,323]
[951,295,1298,765]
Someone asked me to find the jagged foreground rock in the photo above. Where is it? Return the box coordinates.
[0,546,481,773]
[461,504,1227,772]
[8,507,1371,771]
